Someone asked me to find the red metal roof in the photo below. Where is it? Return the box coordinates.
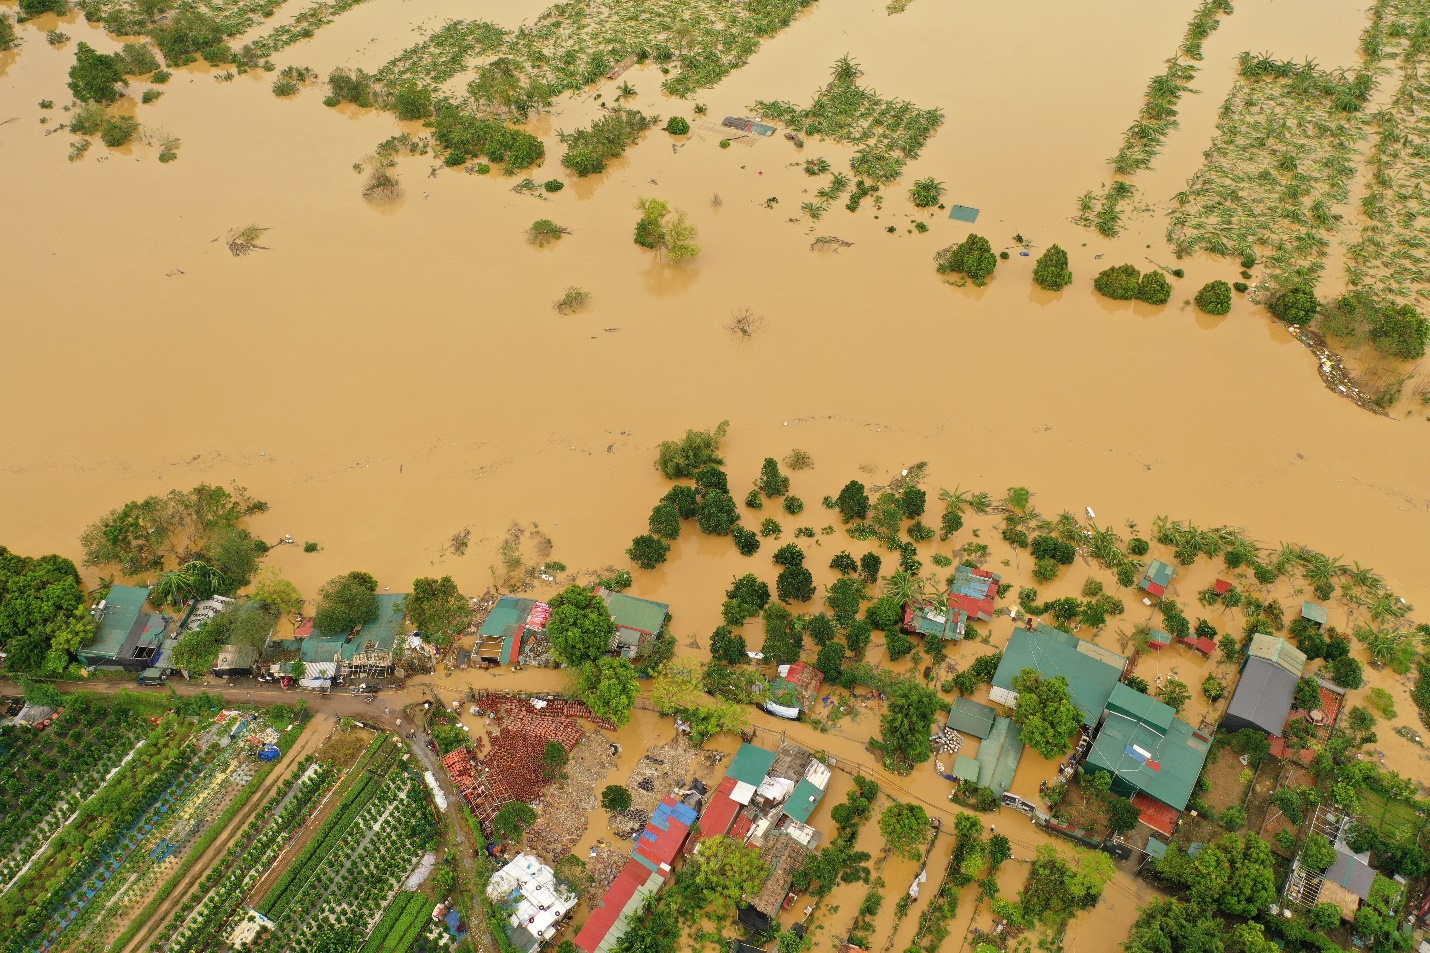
[1132,792,1180,837]
[697,777,741,842]
[729,813,753,841]
[1213,579,1233,594]
[295,617,315,638]
[1144,582,1167,597]
[574,859,657,953]
[1179,636,1215,657]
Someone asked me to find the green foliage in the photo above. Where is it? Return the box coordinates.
[1157,677,1191,712]
[172,601,277,672]
[627,534,670,569]
[1293,675,1322,711]
[696,488,739,536]
[314,570,379,634]
[601,784,632,812]
[1093,263,1140,300]
[1328,654,1363,688]
[0,547,94,676]
[935,233,997,285]
[878,680,941,769]
[1107,796,1142,834]
[1300,832,1336,871]
[633,196,700,260]
[577,657,639,725]
[837,481,870,522]
[756,457,790,497]
[1201,674,1226,701]
[115,42,160,75]
[432,104,545,169]
[1033,244,1073,291]
[1137,270,1173,304]
[0,14,18,50]
[1010,669,1083,759]
[732,526,760,555]
[878,801,930,859]
[152,10,225,65]
[1195,280,1233,315]
[391,80,433,119]
[403,576,468,644]
[326,66,376,106]
[691,835,770,913]
[776,565,815,602]
[783,496,804,515]
[710,625,747,664]
[665,116,689,135]
[547,585,619,668]
[560,107,655,175]
[68,42,126,103]
[648,500,683,540]
[1154,832,1276,917]
[909,177,945,207]
[759,602,803,664]
[492,800,537,841]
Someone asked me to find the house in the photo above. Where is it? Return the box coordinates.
[301,593,407,670]
[485,852,578,952]
[1083,684,1211,813]
[904,567,1001,641]
[78,585,170,671]
[973,717,1024,797]
[945,697,997,739]
[1139,560,1176,597]
[1222,638,1307,736]
[764,661,823,719]
[212,643,259,678]
[1301,601,1329,628]
[477,597,550,665]
[1146,629,1171,650]
[597,588,670,658]
[990,627,1126,726]
[574,788,699,953]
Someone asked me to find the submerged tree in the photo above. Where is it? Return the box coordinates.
[908,176,946,208]
[1033,244,1073,291]
[935,233,997,285]
[633,197,700,261]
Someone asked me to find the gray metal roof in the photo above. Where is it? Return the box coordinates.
[1223,658,1298,735]
[1324,849,1376,900]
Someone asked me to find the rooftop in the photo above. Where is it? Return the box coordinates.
[992,628,1125,726]
[302,593,406,663]
[726,743,779,788]
[1247,634,1307,677]
[974,716,1024,797]
[945,697,997,739]
[1301,601,1329,625]
[1324,849,1376,901]
[1086,699,1210,811]
[1222,657,1299,736]
[1139,560,1176,596]
[598,588,669,636]
[86,585,157,661]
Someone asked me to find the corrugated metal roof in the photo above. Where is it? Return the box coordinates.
[1222,657,1298,735]
[1246,634,1307,677]
[87,585,150,659]
[945,697,997,739]
[1301,601,1329,625]
[726,743,778,787]
[782,779,825,824]
[1087,706,1209,811]
[974,717,1024,796]
[479,597,536,637]
[1324,850,1376,900]
[600,590,669,635]
[952,754,981,782]
[993,629,1125,726]
[1105,683,1175,731]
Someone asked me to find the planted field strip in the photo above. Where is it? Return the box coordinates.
[358,889,430,953]
[1344,31,1430,307]
[1166,56,1366,284]
[379,0,817,99]
[242,0,378,58]
[77,0,285,44]
[149,758,337,953]
[258,752,438,953]
[39,718,277,953]
[753,58,944,183]
[1108,0,1234,176]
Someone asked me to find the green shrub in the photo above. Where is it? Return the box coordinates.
[934,233,997,285]
[1195,280,1232,315]
[69,100,106,134]
[0,13,15,51]
[273,78,300,97]
[432,105,544,170]
[19,0,67,18]
[68,42,125,103]
[1172,268,1185,278]
[559,107,655,176]
[665,116,689,135]
[1268,285,1318,326]
[151,69,171,84]
[783,496,804,515]
[99,114,138,147]
[141,88,162,103]
[1136,270,1171,304]
[1093,264,1140,300]
[200,43,233,64]
[116,42,159,75]
[1368,301,1429,359]
[391,80,433,119]
[1033,244,1072,291]
[1233,281,1249,293]
[543,178,564,192]
[327,67,375,107]
[909,176,945,208]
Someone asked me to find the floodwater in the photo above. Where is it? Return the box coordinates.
[2,0,1429,947]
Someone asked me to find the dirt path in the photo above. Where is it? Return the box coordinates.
[115,714,334,953]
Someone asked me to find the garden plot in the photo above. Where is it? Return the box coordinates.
[75,0,286,45]
[149,757,337,953]
[752,57,944,183]
[378,0,817,100]
[40,714,277,953]
[242,0,379,58]
[255,738,439,953]
[0,706,145,889]
[1166,55,1366,285]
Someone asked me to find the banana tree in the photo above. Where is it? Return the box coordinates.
[151,569,196,609]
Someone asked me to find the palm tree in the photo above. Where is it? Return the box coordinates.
[181,560,224,600]
[1270,542,1304,578]
[831,54,863,85]
[1338,562,1385,604]
[617,80,636,101]
[1367,591,1411,625]
[940,485,991,516]
[1298,550,1345,600]
[152,568,196,609]
[882,570,920,605]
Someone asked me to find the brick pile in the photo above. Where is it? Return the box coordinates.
[471,691,617,731]
[443,707,587,831]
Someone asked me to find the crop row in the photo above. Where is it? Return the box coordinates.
[359,890,430,953]
[155,758,338,953]
[258,736,396,919]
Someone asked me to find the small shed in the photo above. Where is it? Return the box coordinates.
[974,717,1024,797]
[1246,634,1307,677]
[1301,601,1329,628]
[1139,561,1176,597]
[945,697,997,739]
[1146,629,1171,650]
[952,754,981,783]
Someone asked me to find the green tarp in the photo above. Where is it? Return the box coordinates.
[947,205,980,222]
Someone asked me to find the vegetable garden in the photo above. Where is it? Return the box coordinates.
[253,734,439,953]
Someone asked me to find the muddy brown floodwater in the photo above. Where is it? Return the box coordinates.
[1,1,1428,948]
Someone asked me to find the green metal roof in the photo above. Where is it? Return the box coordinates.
[87,585,150,659]
[974,717,1024,797]
[1144,838,1169,860]
[726,743,778,787]
[303,593,407,662]
[992,629,1125,726]
[1105,683,1175,731]
[1301,601,1329,625]
[946,697,997,739]
[908,602,957,640]
[952,754,981,782]
[1085,708,1210,811]
[782,779,825,824]
[602,591,668,635]
[1140,560,1176,589]
[479,597,536,637]
[1246,634,1307,677]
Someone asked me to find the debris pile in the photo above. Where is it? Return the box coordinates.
[931,727,964,754]
[526,733,617,861]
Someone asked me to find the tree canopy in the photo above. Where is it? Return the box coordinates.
[577,657,639,726]
[171,601,277,673]
[691,835,768,913]
[879,680,941,767]
[1010,668,1083,759]
[69,42,126,103]
[1154,832,1276,917]
[878,802,930,859]
[655,422,727,479]
[314,571,379,634]
[0,547,95,677]
[407,576,470,644]
[546,585,616,666]
[80,484,267,576]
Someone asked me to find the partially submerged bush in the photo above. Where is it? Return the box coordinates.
[432,105,545,170]
[99,114,139,147]
[908,176,945,208]
[633,197,699,261]
[527,219,568,246]
[1093,264,1140,300]
[934,233,996,285]
[141,88,162,103]
[68,42,126,103]
[327,67,376,107]
[0,13,16,51]
[152,11,225,66]
[18,0,67,18]
[391,80,433,120]
[1267,285,1318,326]
[1136,270,1172,305]
[560,107,655,176]
[665,116,689,135]
[115,42,160,75]
[1033,244,1072,291]
[1195,280,1232,315]
[543,178,564,193]
[69,100,106,135]
[554,286,589,314]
